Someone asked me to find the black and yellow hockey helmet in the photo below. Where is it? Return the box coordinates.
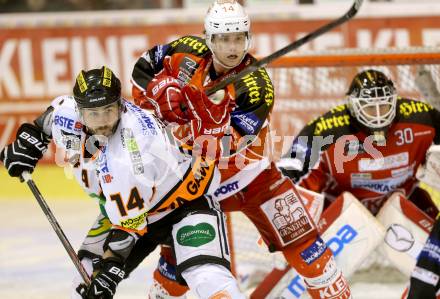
[73,66,121,109]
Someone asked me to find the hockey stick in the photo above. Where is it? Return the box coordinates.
[206,0,364,96]
[21,171,91,286]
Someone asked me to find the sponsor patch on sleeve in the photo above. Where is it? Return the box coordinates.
[231,110,262,136]
[300,236,327,265]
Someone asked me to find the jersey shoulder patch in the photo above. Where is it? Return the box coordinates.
[305,104,354,137]
[396,97,435,123]
[169,35,209,57]
[233,56,274,109]
[52,96,83,135]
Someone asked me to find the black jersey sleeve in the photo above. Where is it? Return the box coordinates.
[406,215,440,299]
[430,107,440,144]
[230,66,274,137]
[282,104,354,182]
[131,36,209,91]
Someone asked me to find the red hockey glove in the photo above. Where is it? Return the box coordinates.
[143,72,188,124]
[181,84,230,160]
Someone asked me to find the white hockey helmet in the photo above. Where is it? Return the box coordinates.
[204,0,251,69]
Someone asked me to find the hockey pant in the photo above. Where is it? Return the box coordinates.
[139,199,245,298]
[149,165,351,299]
[73,197,243,299]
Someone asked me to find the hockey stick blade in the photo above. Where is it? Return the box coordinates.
[21,171,91,287]
[206,0,364,96]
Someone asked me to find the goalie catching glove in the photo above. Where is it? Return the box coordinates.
[0,123,50,177]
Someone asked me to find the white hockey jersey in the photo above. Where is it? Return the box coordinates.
[51,95,102,199]
[51,96,220,233]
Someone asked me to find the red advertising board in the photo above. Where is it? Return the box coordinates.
[1,15,439,161]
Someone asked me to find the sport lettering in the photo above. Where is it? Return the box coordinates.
[214,181,239,197]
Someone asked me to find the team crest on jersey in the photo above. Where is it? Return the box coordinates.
[261,190,315,246]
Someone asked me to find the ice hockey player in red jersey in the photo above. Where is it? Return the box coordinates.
[130,1,351,298]
[284,68,439,217]
[275,69,440,293]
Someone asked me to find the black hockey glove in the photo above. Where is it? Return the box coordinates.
[80,259,125,299]
[0,123,50,177]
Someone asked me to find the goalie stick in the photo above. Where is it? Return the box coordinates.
[21,171,91,287]
[206,0,364,96]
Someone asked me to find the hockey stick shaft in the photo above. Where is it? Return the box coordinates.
[206,0,364,96]
[21,171,91,286]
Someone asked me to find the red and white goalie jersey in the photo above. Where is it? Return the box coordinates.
[283,98,440,215]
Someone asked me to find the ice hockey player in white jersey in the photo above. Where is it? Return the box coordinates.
[0,66,244,299]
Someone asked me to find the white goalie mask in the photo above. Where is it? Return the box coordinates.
[347,69,398,130]
[204,0,251,69]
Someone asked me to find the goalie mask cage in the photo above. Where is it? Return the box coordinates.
[226,47,440,291]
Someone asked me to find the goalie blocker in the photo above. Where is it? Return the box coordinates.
[254,191,434,299]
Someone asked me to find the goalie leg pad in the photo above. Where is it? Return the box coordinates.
[319,192,386,278]
[377,192,434,276]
